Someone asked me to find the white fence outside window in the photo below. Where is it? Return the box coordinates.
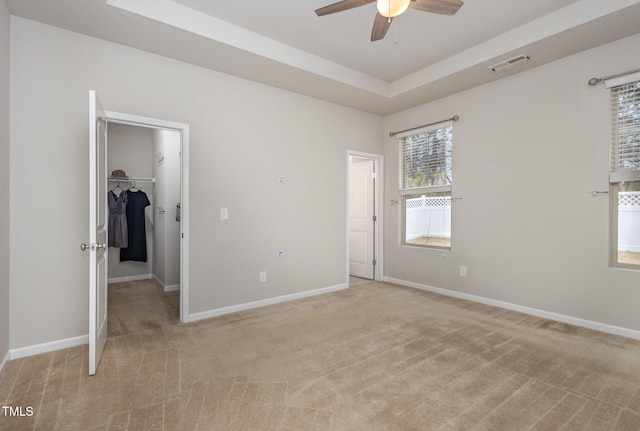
[405,196,451,240]
[406,192,640,252]
[619,192,640,252]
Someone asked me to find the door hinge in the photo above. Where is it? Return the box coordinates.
[181,233,184,239]
[372,172,377,179]
[372,259,377,266]
[372,215,377,222]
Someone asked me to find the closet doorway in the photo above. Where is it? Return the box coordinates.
[104,110,190,324]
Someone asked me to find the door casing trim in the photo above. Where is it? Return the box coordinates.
[104,110,190,323]
[346,150,384,284]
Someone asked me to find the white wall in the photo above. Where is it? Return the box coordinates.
[384,33,640,333]
[9,17,382,349]
[152,129,180,289]
[106,122,154,281]
[152,130,165,286]
[107,123,154,178]
[164,132,180,288]
[0,0,10,368]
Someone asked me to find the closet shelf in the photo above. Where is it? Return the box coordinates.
[108,176,156,183]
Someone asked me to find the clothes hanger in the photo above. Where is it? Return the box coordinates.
[128,179,139,192]
[111,179,123,196]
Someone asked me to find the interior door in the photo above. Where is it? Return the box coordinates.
[86,90,108,375]
[349,157,375,279]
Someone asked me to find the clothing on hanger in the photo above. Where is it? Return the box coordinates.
[108,189,128,247]
[120,189,151,262]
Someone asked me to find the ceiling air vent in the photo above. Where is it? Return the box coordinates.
[489,55,530,72]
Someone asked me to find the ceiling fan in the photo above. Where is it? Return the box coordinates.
[315,0,464,41]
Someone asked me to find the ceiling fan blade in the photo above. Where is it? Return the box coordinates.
[371,13,392,41]
[315,0,375,16]
[409,0,464,15]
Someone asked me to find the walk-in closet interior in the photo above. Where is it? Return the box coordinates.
[106,123,181,334]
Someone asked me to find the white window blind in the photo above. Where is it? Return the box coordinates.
[399,123,453,191]
[610,79,640,183]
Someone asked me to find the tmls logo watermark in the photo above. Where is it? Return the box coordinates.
[2,406,34,417]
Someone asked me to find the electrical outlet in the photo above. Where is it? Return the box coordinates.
[259,271,267,283]
[220,208,229,220]
[460,266,467,277]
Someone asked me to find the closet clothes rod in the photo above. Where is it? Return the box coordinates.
[107,176,156,183]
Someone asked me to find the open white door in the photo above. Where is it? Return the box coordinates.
[84,90,108,375]
[349,157,375,279]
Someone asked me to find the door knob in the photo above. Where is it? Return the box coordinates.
[81,243,106,251]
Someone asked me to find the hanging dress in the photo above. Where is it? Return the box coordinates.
[108,190,128,247]
[120,189,151,262]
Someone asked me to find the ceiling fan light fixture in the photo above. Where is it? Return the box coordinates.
[377,0,411,18]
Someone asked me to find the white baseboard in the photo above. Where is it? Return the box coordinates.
[9,335,88,361]
[384,276,640,341]
[0,350,9,373]
[151,274,163,286]
[9,282,341,362]
[164,284,180,292]
[108,274,152,284]
[189,283,349,322]
[4,284,349,363]
[151,274,179,292]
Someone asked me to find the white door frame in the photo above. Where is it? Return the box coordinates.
[346,150,384,283]
[104,110,190,323]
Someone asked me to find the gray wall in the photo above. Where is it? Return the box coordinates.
[8,17,383,349]
[8,12,639,354]
[383,32,640,333]
[0,0,10,368]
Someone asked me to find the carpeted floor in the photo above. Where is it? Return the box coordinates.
[1,281,640,430]
[108,280,180,337]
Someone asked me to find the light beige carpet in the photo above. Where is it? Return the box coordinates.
[1,281,640,430]
[108,280,180,337]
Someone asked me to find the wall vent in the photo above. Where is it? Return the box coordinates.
[489,55,530,72]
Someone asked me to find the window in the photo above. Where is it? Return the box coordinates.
[398,121,453,248]
[609,78,640,269]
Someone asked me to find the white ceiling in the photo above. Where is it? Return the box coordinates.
[6,0,640,115]
[173,0,584,82]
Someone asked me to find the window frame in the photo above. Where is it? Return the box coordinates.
[609,181,640,270]
[400,191,452,250]
[607,77,640,270]
[397,121,454,249]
